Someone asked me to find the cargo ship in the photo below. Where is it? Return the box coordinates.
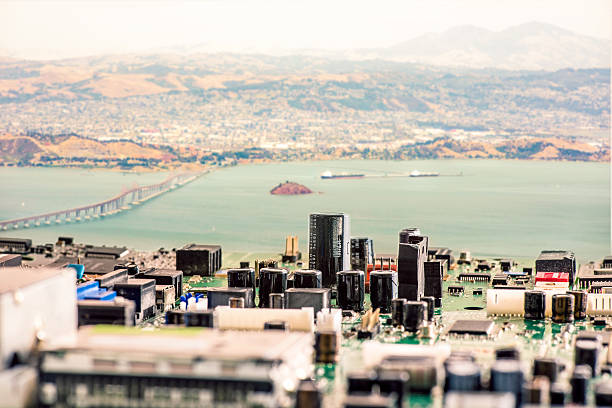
[409,170,439,177]
[320,171,365,179]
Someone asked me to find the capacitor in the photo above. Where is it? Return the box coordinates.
[533,357,560,383]
[229,297,244,308]
[595,380,612,407]
[369,270,398,313]
[420,296,435,321]
[227,267,256,306]
[524,290,546,320]
[445,360,481,392]
[346,371,376,394]
[294,269,323,288]
[315,331,339,363]
[567,290,587,320]
[391,298,406,327]
[575,339,601,376]
[551,293,574,323]
[489,360,524,407]
[522,376,550,405]
[444,351,476,371]
[296,379,322,408]
[258,268,287,308]
[270,292,285,309]
[570,365,592,405]
[549,382,567,406]
[496,347,520,360]
[402,301,425,332]
[376,370,408,408]
[336,270,365,312]
[399,228,421,243]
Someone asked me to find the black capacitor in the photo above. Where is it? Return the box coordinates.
[296,379,322,408]
[294,269,323,288]
[549,382,567,406]
[391,298,406,326]
[369,270,398,313]
[575,339,601,376]
[347,371,376,394]
[570,365,592,405]
[258,268,287,308]
[377,370,408,408]
[489,360,524,407]
[551,293,574,323]
[533,357,561,383]
[270,293,285,309]
[402,300,425,331]
[227,268,256,304]
[399,228,421,243]
[444,351,476,371]
[496,347,520,360]
[421,296,435,321]
[524,290,546,320]
[336,270,365,312]
[445,360,481,391]
[522,376,550,405]
[595,380,612,407]
[567,290,587,320]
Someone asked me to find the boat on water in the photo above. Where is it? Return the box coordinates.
[321,170,365,179]
[409,170,439,177]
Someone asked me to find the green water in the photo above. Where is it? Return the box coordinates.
[0,160,609,261]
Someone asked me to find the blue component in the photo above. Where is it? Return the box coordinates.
[67,264,85,280]
[195,294,204,301]
[180,295,187,303]
[84,290,116,301]
[185,292,193,299]
[77,281,99,299]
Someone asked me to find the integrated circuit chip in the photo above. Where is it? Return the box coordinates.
[448,319,495,336]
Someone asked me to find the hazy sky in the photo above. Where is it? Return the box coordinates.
[1,0,610,59]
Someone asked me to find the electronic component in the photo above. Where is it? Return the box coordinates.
[522,376,549,405]
[285,288,331,314]
[489,360,524,407]
[495,347,519,360]
[421,296,435,321]
[402,301,425,332]
[114,262,139,275]
[473,288,483,296]
[95,268,128,290]
[595,380,612,407]
[567,290,587,320]
[113,279,155,321]
[476,261,491,271]
[350,237,374,275]
[309,213,351,288]
[448,319,494,336]
[536,250,576,282]
[369,270,398,313]
[77,298,135,326]
[487,289,524,316]
[139,268,183,300]
[500,259,512,272]
[295,379,321,408]
[165,309,186,325]
[337,270,365,312]
[0,253,21,267]
[357,309,381,339]
[444,392,515,408]
[293,269,322,288]
[586,293,612,315]
[259,268,288,308]
[206,287,254,309]
[397,229,428,301]
[551,293,574,323]
[270,293,285,309]
[214,306,314,331]
[458,272,490,282]
[448,285,464,295]
[391,298,406,326]
[574,339,600,376]
[378,355,438,393]
[315,331,339,363]
[577,330,611,346]
[155,284,174,312]
[424,259,445,307]
[176,243,222,276]
[524,290,545,320]
[185,310,214,327]
[533,357,561,383]
[227,268,256,304]
[492,274,509,286]
[445,360,481,392]
[570,365,591,405]
[549,382,568,405]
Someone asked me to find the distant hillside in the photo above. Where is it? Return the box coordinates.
[361,22,610,70]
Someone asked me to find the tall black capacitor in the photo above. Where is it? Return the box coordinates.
[420,296,435,321]
[336,270,365,312]
[445,361,481,391]
[227,268,256,305]
[570,365,592,405]
[567,290,587,320]
[524,290,546,320]
[370,270,398,313]
[259,268,287,308]
[391,298,406,326]
[551,293,574,323]
[490,360,524,408]
[294,269,322,288]
[575,339,601,376]
[402,301,425,331]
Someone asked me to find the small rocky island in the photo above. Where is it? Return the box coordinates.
[270,181,313,195]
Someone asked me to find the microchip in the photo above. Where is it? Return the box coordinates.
[492,274,509,285]
[458,273,490,282]
[448,285,464,295]
[448,319,495,336]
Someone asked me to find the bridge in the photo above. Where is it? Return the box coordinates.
[0,172,204,231]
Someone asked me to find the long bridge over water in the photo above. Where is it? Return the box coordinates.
[0,172,203,231]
